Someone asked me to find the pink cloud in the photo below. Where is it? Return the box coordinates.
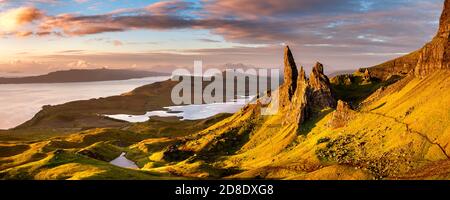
[146,0,194,15]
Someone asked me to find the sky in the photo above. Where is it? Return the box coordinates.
[0,0,445,75]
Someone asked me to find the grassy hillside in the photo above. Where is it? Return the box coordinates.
[2,71,449,180]
[230,70,450,180]
[141,70,450,180]
[0,114,230,180]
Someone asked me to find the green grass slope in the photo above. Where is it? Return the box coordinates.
[0,114,229,180]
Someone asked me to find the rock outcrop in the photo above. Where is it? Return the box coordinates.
[279,46,336,126]
[414,0,450,77]
[309,62,337,109]
[365,51,419,80]
[328,100,355,129]
[363,69,372,82]
[331,74,353,86]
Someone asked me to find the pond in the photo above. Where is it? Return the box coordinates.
[109,152,139,169]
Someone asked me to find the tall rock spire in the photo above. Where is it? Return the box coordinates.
[414,0,450,77]
[280,46,299,109]
[283,46,299,101]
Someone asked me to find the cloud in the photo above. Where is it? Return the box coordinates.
[66,59,104,69]
[202,0,356,19]
[0,0,445,73]
[0,7,43,32]
[146,0,195,15]
[2,0,442,49]
[198,38,221,43]
[36,13,194,36]
[15,31,33,37]
[0,0,59,5]
[19,0,438,49]
[0,59,52,75]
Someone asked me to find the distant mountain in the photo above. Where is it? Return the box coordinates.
[0,68,169,84]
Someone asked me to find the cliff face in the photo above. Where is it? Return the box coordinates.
[368,0,450,79]
[280,46,336,126]
[439,0,450,36]
[414,0,450,77]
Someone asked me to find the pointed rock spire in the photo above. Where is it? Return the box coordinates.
[298,66,306,82]
[283,46,299,101]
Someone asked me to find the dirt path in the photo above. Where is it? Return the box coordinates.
[361,111,450,159]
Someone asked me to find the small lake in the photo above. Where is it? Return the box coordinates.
[0,76,169,130]
[109,152,139,169]
[105,96,255,123]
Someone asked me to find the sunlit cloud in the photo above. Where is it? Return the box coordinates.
[0,7,43,32]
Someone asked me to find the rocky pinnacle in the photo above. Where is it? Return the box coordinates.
[283,46,299,101]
